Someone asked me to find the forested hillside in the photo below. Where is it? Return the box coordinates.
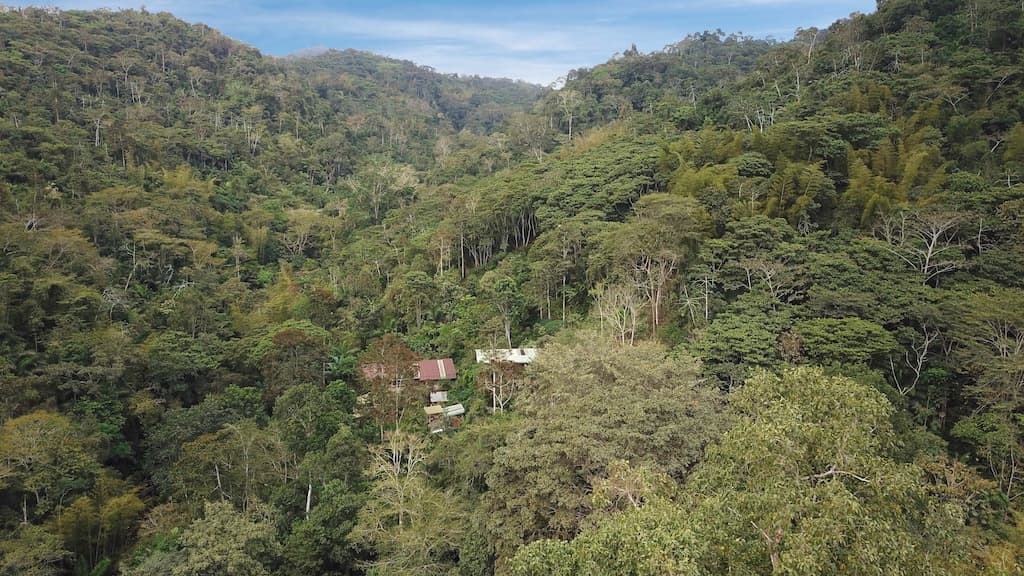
[1,1,1024,574]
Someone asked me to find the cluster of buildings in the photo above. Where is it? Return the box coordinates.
[361,348,537,433]
[414,358,466,433]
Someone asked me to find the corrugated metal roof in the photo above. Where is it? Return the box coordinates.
[416,358,457,381]
[475,348,538,364]
[443,403,466,417]
[362,359,457,382]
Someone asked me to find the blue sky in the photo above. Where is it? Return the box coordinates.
[26,0,876,84]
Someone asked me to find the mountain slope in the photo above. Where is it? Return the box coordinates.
[2,2,1024,575]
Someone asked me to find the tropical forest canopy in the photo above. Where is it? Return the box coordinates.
[1,1,1024,574]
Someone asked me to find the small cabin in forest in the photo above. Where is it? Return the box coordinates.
[416,358,459,432]
[359,357,462,432]
[415,358,457,382]
[417,358,457,406]
[474,348,537,365]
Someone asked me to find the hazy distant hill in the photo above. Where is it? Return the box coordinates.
[0,7,544,194]
[283,45,332,59]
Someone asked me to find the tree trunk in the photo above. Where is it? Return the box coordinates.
[305,483,313,520]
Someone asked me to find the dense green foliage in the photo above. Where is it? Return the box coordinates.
[2,1,1024,574]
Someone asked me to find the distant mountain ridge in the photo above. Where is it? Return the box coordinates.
[283,45,332,59]
[0,6,545,191]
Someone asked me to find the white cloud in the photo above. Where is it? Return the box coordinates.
[237,10,622,55]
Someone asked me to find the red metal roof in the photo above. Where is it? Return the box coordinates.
[416,358,457,381]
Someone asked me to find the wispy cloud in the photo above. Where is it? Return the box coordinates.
[243,11,610,54]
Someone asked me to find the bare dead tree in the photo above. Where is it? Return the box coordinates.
[877,210,963,285]
[890,324,940,396]
[593,282,644,345]
[478,360,525,413]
